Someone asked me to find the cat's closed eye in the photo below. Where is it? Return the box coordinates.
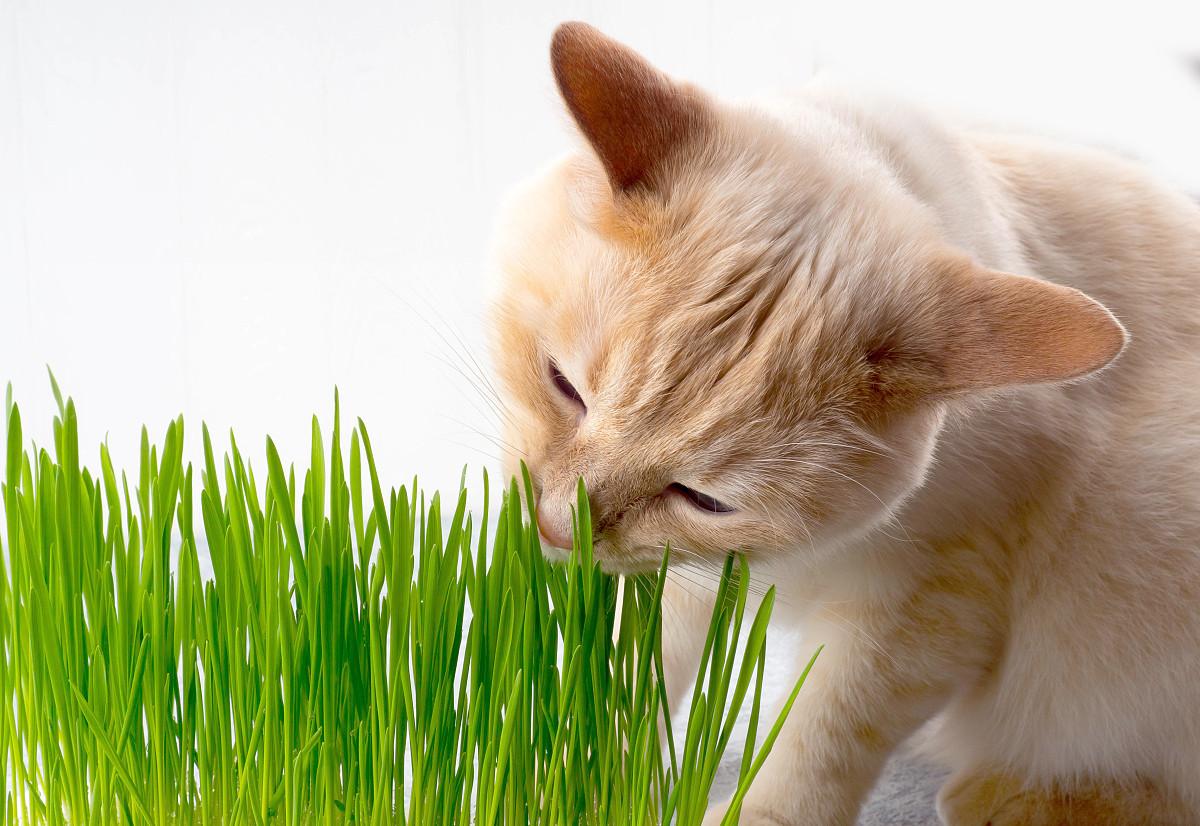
[548,359,586,412]
[668,482,735,514]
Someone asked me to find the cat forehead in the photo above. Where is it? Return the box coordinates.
[557,186,914,359]
[562,154,928,297]
[493,113,940,415]
[563,262,839,438]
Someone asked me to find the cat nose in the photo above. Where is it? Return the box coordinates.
[536,501,574,550]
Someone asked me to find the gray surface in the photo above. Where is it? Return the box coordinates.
[858,751,945,826]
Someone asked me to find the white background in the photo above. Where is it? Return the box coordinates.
[3,0,1199,498]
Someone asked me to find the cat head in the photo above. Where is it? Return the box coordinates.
[488,22,1126,573]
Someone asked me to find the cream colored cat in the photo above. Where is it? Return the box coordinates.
[488,22,1200,826]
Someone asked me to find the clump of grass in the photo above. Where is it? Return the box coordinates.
[0,382,816,824]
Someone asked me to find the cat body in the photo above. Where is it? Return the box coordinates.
[489,23,1200,824]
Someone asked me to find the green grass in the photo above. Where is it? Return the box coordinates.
[0,382,816,824]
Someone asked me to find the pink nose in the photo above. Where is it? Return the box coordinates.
[536,502,574,550]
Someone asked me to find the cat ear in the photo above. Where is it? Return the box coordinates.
[550,22,712,192]
[927,262,1128,393]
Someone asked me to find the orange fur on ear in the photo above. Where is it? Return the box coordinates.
[934,262,1128,392]
[549,22,712,192]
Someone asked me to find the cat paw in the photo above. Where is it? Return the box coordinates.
[936,768,1026,826]
[937,769,1195,826]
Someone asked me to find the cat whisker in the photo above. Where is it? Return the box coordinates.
[370,274,519,431]
[661,565,722,607]
[444,416,527,461]
[413,292,513,419]
[751,456,917,547]
[444,439,508,468]
[741,479,819,552]
[427,349,515,429]
[668,549,777,604]
[411,291,505,393]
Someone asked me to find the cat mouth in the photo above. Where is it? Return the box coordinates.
[535,537,664,575]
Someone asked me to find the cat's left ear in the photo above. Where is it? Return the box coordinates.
[550,22,713,193]
[876,258,1128,401]
[920,260,1129,394]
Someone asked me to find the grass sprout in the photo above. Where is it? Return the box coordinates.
[0,383,816,824]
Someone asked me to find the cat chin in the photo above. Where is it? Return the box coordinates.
[539,544,571,564]
[595,560,648,576]
[594,555,664,577]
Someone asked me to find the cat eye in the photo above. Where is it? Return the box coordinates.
[548,360,586,411]
[669,483,735,514]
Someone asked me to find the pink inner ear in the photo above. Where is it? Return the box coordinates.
[549,22,712,192]
[936,264,1128,392]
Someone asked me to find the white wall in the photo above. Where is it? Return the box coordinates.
[3,0,1198,498]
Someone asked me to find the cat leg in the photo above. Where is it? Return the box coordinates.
[704,555,1003,826]
[938,768,1197,826]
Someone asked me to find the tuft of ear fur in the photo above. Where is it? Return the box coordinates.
[549,21,712,192]
[931,261,1128,393]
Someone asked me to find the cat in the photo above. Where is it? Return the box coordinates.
[488,21,1200,826]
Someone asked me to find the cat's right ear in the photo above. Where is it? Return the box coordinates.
[550,22,712,194]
